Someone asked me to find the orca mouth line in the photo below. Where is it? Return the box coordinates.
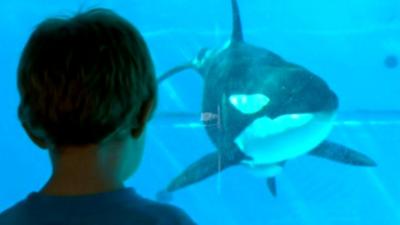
[240,113,315,138]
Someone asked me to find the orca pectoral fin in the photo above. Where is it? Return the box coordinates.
[309,141,377,167]
[267,178,277,197]
[158,63,194,83]
[165,147,248,193]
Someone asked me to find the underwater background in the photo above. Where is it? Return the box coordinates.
[1,0,400,224]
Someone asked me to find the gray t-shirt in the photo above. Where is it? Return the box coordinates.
[0,188,196,225]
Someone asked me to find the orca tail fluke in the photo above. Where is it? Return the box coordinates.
[157,63,194,83]
[309,141,377,167]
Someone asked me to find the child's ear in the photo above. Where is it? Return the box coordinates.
[131,98,154,138]
[22,122,48,149]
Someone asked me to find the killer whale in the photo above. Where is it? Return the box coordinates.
[157,0,376,197]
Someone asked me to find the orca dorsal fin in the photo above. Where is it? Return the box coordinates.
[231,0,244,42]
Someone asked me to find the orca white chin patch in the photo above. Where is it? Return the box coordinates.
[229,94,270,114]
[235,112,336,165]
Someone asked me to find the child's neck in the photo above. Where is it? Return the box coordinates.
[40,172,124,196]
[40,146,124,196]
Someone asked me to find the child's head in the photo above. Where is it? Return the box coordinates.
[17,8,157,184]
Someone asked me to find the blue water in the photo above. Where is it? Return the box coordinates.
[1,0,400,224]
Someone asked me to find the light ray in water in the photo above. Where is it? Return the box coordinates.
[166,119,400,129]
[163,82,187,111]
[154,109,400,129]
[149,131,183,173]
[334,120,400,126]
[188,36,203,55]
[166,34,193,62]
[281,179,314,225]
[213,23,224,44]
[177,45,192,62]
[367,171,400,223]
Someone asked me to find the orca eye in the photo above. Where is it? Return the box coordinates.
[229,94,270,114]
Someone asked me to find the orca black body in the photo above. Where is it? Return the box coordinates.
[158,0,376,197]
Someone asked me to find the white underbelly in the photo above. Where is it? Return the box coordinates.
[235,112,336,165]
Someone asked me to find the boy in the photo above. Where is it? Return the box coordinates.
[0,8,196,225]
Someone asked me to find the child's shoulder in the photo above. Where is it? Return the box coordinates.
[0,191,196,225]
[130,194,196,225]
[0,199,29,225]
